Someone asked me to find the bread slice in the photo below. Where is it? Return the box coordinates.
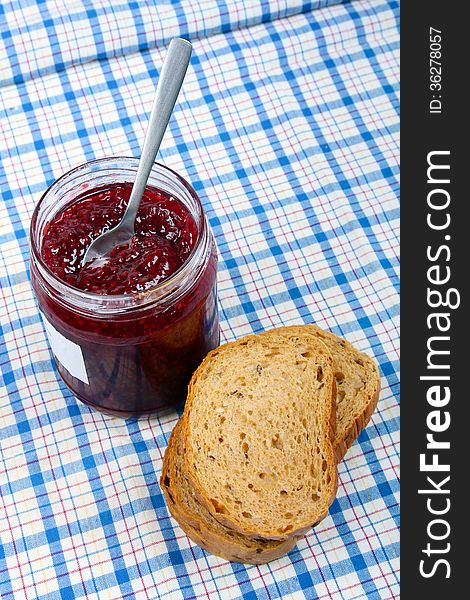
[260,325,381,462]
[182,333,338,540]
[160,419,300,564]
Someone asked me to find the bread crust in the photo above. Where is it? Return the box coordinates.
[160,419,300,564]
[259,325,381,462]
[165,495,299,564]
[182,333,338,541]
[333,381,380,462]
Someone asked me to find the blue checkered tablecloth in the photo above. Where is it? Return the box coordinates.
[0,0,399,598]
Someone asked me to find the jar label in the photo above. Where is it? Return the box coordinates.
[40,312,89,384]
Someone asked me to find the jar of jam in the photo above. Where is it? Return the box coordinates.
[30,157,219,417]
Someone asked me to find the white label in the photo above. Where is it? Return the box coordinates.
[41,312,89,384]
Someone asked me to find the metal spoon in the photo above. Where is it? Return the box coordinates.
[82,38,192,266]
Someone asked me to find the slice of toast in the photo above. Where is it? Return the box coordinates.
[260,325,380,462]
[160,419,300,564]
[182,333,338,540]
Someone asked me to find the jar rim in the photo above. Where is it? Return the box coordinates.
[30,157,210,315]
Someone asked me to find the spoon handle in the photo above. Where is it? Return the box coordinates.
[122,38,192,231]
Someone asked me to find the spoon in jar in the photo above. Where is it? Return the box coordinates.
[82,38,192,267]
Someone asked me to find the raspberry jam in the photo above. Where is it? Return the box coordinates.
[30,158,219,417]
[42,183,197,294]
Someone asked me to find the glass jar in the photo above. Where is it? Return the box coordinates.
[30,157,219,417]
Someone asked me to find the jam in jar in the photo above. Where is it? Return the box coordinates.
[30,158,219,417]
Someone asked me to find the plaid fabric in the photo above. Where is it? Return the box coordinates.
[0,0,400,598]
